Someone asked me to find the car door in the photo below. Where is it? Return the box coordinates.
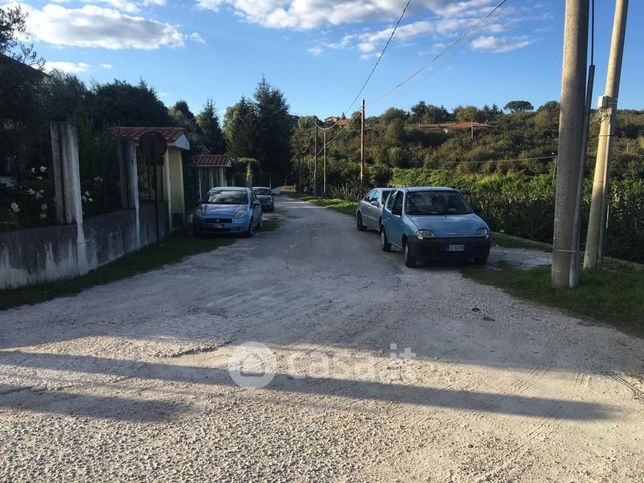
[366,190,383,230]
[388,191,405,248]
[361,190,376,227]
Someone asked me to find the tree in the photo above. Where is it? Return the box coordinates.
[40,71,87,121]
[74,80,172,128]
[453,105,484,122]
[224,97,258,159]
[253,77,293,179]
[410,102,451,124]
[197,99,226,154]
[504,100,534,113]
[0,5,42,67]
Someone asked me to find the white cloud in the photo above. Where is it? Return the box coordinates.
[188,32,206,44]
[100,63,113,69]
[44,61,91,73]
[195,0,507,30]
[12,3,185,49]
[470,35,533,53]
[306,46,322,55]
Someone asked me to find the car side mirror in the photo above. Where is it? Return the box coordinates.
[392,207,402,216]
[370,200,379,207]
[252,200,260,207]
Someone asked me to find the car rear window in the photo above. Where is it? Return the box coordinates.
[253,188,272,196]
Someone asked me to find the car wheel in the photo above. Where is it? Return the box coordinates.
[357,213,367,231]
[403,240,417,268]
[474,255,488,265]
[380,228,391,252]
[244,220,253,238]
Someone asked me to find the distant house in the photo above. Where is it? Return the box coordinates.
[443,121,493,132]
[114,126,190,228]
[193,154,233,200]
[336,118,351,128]
[418,121,493,134]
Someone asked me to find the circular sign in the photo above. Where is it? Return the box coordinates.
[140,132,168,166]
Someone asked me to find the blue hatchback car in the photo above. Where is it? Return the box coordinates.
[380,187,491,267]
[193,187,262,237]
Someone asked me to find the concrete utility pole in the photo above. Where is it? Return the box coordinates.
[314,122,318,196]
[584,0,629,269]
[323,130,327,195]
[552,0,589,289]
[360,99,365,191]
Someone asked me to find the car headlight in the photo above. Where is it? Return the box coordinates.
[194,208,203,218]
[234,209,248,219]
[476,227,489,238]
[416,229,436,240]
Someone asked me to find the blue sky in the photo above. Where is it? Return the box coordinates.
[5,1,644,118]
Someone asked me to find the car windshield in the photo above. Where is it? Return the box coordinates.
[405,191,471,215]
[205,190,248,205]
[253,188,272,196]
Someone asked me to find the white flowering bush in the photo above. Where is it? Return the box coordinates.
[1,164,53,230]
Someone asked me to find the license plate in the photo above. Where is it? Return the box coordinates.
[209,223,225,229]
[448,244,465,252]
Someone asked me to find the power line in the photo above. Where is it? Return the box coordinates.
[318,0,412,131]
[369,0,510,105]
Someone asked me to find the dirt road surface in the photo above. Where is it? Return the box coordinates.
[1,196,642,481]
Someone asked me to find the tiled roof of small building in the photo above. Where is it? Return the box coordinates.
[114,127,187,143]
[193,154,232,168]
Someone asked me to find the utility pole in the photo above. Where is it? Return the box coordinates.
[552,0,589,289]
[323,130,327,195]
[584,0,629,269]
[314,122,318,196]
[360,99,365,191]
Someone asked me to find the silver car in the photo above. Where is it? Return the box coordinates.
[356,188,394,231]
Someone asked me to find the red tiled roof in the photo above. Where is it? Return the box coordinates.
[114,126,187,143]
[193,154,232,168]
[336,118,351,128]
[444,121,493,130]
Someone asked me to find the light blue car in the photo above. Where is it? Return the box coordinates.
[380,187,491,267]
[193,187,262,237]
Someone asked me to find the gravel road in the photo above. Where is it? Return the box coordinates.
[1,196,642,481]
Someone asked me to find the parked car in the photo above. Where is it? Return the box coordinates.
[380,187,491,267]
[252,186,275,212]
[193,187,262,237]
[356,188,393,231]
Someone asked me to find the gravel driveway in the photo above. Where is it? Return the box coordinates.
[1,196,642,481]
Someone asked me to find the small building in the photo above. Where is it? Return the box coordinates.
[114,126,190,229]
[193,154,233,200]
[336,118,351,129]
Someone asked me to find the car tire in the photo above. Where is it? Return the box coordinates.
[244,220,254,238]
[356,212,367,231]
[380,228,391,252]
[403,240,417,268]
[474,255,488,265]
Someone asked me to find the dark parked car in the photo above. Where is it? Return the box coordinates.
[193,187,262,237]
[356,188,393,231]
[252,186,275,212]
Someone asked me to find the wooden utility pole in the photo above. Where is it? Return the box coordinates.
[314,122,318,196]
[360,99,365,191]
[584,0,629,269]
[552,0,589,289]
[323,130,327,195]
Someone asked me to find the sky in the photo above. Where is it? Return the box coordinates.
[4,0,644,118]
